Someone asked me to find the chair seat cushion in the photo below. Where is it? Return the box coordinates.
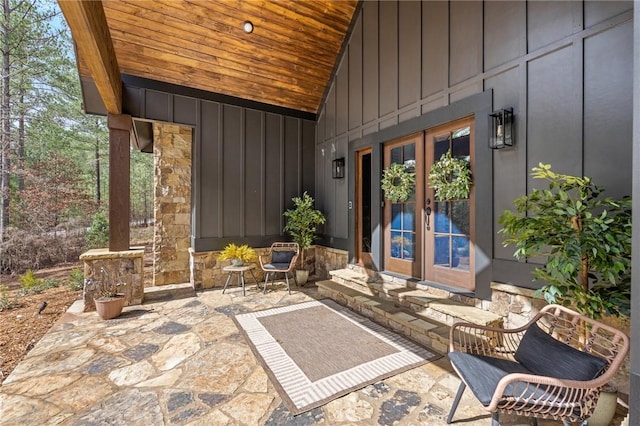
[449,352,535,406]
[271,251,295,264]
[514,323,608,381]
[263,263,291,271]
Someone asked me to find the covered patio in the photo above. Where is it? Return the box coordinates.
[0,284,603,425]
[12,1,638,425]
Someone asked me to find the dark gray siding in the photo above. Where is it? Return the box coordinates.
[121,86,316,251]
[317,0,633,295]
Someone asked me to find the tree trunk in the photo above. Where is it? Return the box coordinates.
[95,134,101,204]
[0,0,11,242]
[17,90,24,192]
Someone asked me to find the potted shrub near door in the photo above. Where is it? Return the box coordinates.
[283,192,326,285]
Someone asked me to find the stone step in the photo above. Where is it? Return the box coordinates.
[318,280,453,353]
[328,268,502,329]
[143,282,196,303]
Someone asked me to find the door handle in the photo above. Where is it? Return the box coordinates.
[425,207,432,231]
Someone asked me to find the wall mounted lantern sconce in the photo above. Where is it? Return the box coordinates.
[489,108,514,149]
[332,158,345,179]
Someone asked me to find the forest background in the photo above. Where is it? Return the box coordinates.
[0,0,153,276]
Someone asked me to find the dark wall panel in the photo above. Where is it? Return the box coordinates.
[421,1,448,98]
[362,2,379,124]
[302,120,316,195]
[584,1,631,28]
[245,110,263,236]
[584,22,633,200]
[398,1,421,109]
[200,101,220,238]
[336,60,349,136]
[486,68,525,261]
[222,105,242,237]
[527,1,581,52]
[450,1,482,85]
[325,85,336,139]
[173,95,197,126]
[379,1,398,116]
[145,90,170,122]
[348,15,363,131]
[284,117,299,208]
[484,1,526,70]
[527,46,581,181]
[265,113,282,236]
[335,136,349,238]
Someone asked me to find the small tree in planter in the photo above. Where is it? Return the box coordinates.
[499,163,631,320]
[283,192,326,284]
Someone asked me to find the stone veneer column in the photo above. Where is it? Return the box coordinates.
[153,124,192,286]
[80,248,145,311]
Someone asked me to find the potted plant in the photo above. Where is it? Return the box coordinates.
[218,243,257,267]
[499,163,631,426]
[283,192,326,284]
[94,267,127,320]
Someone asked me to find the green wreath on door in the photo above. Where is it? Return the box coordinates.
[428,151,472,201]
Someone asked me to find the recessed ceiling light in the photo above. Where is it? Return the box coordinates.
[242,21,254,34]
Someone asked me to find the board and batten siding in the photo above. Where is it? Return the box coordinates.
[124,86,316,252]
[317,0,633,295]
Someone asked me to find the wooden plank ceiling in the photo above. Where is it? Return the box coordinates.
[73,0,358,114]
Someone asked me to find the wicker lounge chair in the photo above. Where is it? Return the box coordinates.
[447,304,629,426]
[259,242,299,295]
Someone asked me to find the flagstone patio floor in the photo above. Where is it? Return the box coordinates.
[0,282,624,425]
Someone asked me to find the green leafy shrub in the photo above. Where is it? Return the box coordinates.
[68,268,84,291]
[19,270,59,295]
[0,285,19,311]
[86,209,109,248]
[499,163,631,319]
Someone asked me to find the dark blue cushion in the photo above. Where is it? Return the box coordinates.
[449,352,541,406]
[271,251,295,264]
[514,323,608,381]
[263,263,291,270]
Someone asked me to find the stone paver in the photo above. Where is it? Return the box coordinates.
[0,282,605,425]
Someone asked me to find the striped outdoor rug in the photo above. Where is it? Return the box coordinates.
[233,299,439,415]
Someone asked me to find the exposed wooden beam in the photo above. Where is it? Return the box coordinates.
[59,0,122,114]
[107,113,132,251]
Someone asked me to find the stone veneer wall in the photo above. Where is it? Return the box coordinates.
[80,248,145,311]
[153,124,192,286]
[189,245,347,290]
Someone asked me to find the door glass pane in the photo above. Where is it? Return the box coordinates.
[451,200,470,235]
[391,147,402,165]
[404,233,415,260]
[404,203,415,231]
[434,201,450,233]
[391,203,402,230]
[452,236,470,271]
[452,126,470,159]
[434,135,449,162]
[391,231,403,259]
[434,235,450,266]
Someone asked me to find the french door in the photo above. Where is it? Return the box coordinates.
[424,117,475,291]
[383,134,423,277]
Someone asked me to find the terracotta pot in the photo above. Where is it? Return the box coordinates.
[95,295,125,320]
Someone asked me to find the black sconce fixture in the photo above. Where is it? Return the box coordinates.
[489,108,514,149]
[332,158,345,179]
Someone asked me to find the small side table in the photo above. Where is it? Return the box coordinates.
[222,265,258,296]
